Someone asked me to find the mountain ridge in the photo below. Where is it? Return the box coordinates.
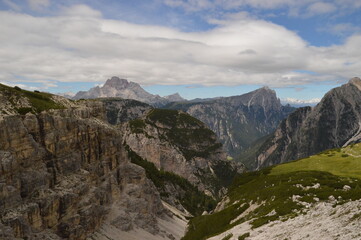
[164,86,295,162]
[251,77,361,169]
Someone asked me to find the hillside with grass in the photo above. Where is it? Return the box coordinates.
[0,83,67,115]
[182,143,361,240]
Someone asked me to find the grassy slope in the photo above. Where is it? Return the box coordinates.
[271,144,361,179]
[182,143,361,240]
[0,83,65,114]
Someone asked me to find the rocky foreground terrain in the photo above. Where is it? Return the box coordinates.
[0,83,240,239]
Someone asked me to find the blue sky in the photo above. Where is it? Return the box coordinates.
[0,0,360,104]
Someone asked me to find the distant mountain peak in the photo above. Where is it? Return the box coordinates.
[103,76,140,90]
[72,77,184,107]
[349,77,361,91]
[164,93,185,102]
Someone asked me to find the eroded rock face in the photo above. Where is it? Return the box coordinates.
[0,105,166,239]
[122,109,244,196]
[165,87,295,160]
[254,77,361,169]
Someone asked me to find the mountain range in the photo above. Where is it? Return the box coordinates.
[73,77,296,166]
[249,77,361,169]
[73,76,185,107]
[164,87,295,162]
[2,76,361,240]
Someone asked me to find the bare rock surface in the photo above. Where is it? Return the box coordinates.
[0,99,167,239]
[208,199,361,240]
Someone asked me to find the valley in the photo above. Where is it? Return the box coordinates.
[1,77,361,240]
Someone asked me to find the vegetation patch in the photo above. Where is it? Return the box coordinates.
[183,144,361,240]
[270,144,361,179]
[221,233,233,240]
[182,202,249,240]
[238,232,250,240]
[129,119,146,134]
[146,109,222,161]
[0,83,65,114]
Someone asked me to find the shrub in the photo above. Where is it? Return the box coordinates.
[222,233,233,240]
[238,233,250,240]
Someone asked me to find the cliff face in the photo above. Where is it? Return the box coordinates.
[165,87,294,160]
[0,103,166,239]
[0,83,240,239]
[123,109,244,197]
[253,77,361,169]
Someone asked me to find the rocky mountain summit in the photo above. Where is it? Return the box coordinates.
[0,83,240,239]
[73,77,184,107]
[252,77,361,169]
[165,87,295,164]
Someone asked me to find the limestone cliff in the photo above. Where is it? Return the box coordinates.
[0,83,240,239]
[0,97,169,239]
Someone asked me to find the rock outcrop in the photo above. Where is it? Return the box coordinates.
[73,77,184,107]
[253,77,361,169]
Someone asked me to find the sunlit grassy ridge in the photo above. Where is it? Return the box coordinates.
[182,143,361,240]
[271,143,361,179]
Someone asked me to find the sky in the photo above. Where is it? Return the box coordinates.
[0,0,361,104]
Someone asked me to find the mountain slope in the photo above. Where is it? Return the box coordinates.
[182,143,361,240]
[253,77,361,169]
[123,108,244,197]
[73,76,184,107]
[0,83,240,239]
[165,87,294,163]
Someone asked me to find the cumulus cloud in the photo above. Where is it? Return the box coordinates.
[0,5,360,88]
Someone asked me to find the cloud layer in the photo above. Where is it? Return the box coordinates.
[0,4,360,88]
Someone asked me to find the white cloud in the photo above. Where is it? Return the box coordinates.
[62,4,102,18]
[306,2,336,15]
[0,5,360,88]
[320,23,361,36]
[281,97,321,106]
[27,0,50,11]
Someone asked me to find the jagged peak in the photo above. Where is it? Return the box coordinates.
[348,77,361,91]
[164,93,185,101]
[103,76,140,89]
[257,86,276,94]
